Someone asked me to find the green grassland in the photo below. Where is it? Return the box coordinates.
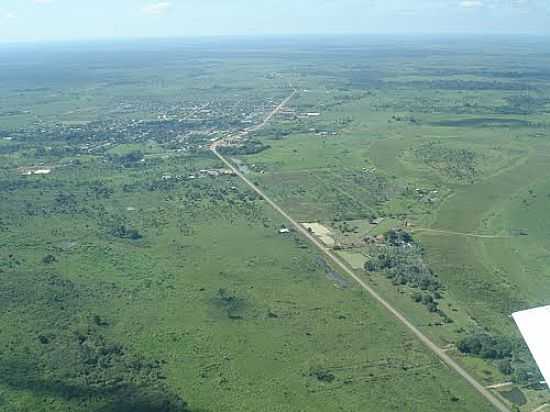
[231,37,550,410]
[0,149,496,411]
[2,36,550,411]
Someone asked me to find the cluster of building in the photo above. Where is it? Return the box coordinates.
[278,108,322,120]
[161,169,236,182]
[196,168,236,178]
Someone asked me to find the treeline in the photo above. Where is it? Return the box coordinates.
[458,333,544,386]
[498,95,550,115]
[217,140,271,156]
[417,67,550,81]
[458,334,513,360]
[389,79,532,91]
[254,123,312,140]
[365,230,448,319]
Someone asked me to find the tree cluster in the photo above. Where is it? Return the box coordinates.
[365,231,440,292]
[217,140,270,156]
[111,224,143,240]
[458,334,513,360]
[415,142,479,183]
[458,333,544,386]
[110,151,145,168]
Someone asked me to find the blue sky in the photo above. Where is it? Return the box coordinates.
[0,0,549,43]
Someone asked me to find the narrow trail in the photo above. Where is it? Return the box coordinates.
[209,92,511,412]
[413,227,513,239]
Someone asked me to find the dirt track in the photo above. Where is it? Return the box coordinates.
[210,92,511,412]
[413,227,512,239]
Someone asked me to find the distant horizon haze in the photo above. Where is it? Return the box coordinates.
[1,0,549,43]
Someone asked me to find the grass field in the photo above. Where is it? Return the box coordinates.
[0,151,496,411]
[2,36,550,411]
[230,36,550,410]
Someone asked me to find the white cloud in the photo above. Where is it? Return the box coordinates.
[459,0,484,7]
[32,0,54,4]
[142,2,172,15]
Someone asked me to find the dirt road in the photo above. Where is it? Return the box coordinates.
[413,227,512,239]
[247,90,297,132]
[209,91,511,412]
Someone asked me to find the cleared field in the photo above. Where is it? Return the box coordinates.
[302,222,336,246]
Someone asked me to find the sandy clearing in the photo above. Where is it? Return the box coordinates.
[302,222,336,247]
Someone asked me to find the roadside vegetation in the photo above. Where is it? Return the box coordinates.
[228,36,550,411]
[2,36,550,411]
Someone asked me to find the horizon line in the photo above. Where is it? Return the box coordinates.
[1,31,549,47]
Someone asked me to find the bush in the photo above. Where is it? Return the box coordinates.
[42,254,57,264]
[364,235,440,292]
[412,292,423,303]
[458,334,513,360]
[111,225,143,240]
[497,359,513,375]
[310,368,336,383]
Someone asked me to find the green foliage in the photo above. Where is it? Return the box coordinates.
[111,224,143,240]
[215,288,246,319]
[457,334,513,360]
[365,230,440,292]
[458,334,543,385]
[110,151,145,167]
[4,36,550,411]
[384,229,414,246]
[218,140,271,156]
[415,142,479,183]
[309,368,336,383]
[497,359,513,375]
[42,254,57,264]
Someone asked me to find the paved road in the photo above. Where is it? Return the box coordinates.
[210,92,511,412]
